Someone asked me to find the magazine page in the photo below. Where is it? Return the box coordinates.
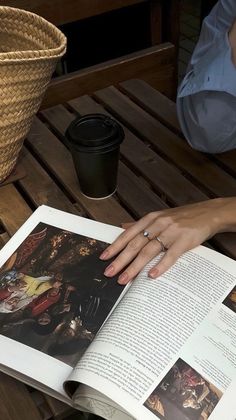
[0,205,127,400]
[69,246,236,419]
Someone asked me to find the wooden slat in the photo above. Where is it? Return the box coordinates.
[0,373,42,420]
[120,78,181,133]
[0,232,10,249]
[212,152,236,179]
[0,185,32,236]
[93,86,236,198]
[18,147,83,216]
[0,164,26,187]
[162,0,180,49]
[27,117,133,226]
[68,94,236,258]
[149,0,162,44]
[41,44,175,109]
[160,0,180,93]
[118,162,168,217]
[67,95,207,205]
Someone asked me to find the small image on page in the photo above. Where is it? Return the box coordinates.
[223,286,236,314]
[144,358,223,420]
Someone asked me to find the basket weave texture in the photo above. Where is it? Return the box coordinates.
[0,6,67,182]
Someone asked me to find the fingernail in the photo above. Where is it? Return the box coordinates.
[104,264,114,276]
[118,272,128,284]
[148,269,158,279]
[100,250,109,260]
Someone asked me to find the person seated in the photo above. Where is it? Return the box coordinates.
[100,197,236,284]
[177,0,236,153]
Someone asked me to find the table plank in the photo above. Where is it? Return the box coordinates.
[0,184,32,236]
[118,162,168,217]
[18,147,82,216]
[120,78,181,133]
[0,233,10,250]
[0,373,42,420]
[0,164,26,187]
[212,152,236,179]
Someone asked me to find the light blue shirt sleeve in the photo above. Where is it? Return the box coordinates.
[177,0,236,153]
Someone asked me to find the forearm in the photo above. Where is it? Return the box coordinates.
[177,92,236,153]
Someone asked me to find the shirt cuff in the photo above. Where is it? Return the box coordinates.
[178,32,236,98]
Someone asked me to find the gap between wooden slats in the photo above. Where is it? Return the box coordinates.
[118,162,168,217]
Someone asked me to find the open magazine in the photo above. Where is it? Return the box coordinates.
[0,205,235,420]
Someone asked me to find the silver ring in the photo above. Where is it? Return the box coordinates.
[155,236,167,252]
[143,230,151,240]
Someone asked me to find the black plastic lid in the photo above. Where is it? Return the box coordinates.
[65,114,124,151]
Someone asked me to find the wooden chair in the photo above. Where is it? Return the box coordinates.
[41,42,176,108]
[4,0,179,47]
[5,0,179,98]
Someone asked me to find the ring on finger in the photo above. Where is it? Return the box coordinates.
[143,230,152,240]
[155,236,167,252]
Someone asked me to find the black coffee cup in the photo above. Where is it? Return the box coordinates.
[65,114,124,199]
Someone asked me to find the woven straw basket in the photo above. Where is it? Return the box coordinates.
[0,6,67,182]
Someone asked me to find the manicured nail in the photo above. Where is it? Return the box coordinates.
[104,264,114,276]
[148,269,158,279]
[100,250,109,260]
[118,272,128,284]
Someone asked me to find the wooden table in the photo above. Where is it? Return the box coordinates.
[0,78,236,419]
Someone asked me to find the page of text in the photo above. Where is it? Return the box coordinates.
[69,246,236,420]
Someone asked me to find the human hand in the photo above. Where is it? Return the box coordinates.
[99,198,231,284]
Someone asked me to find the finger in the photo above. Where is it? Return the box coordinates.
[116,239,164,284]
[100,212,157,260]
[121,222,135,229]
[103,232,151,278]
[148,240,188,278]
